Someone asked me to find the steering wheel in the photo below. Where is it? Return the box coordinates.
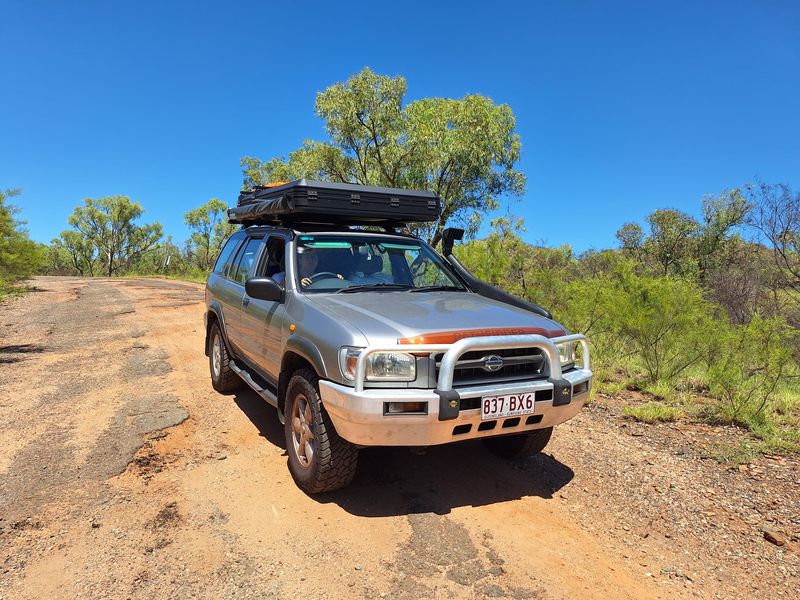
[309,271,340,283]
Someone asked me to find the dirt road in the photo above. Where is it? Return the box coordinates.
[1,277,797,599]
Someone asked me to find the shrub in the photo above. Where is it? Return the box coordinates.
[605,265,715,383]
[1,189,45,297]
[704,315,796,427]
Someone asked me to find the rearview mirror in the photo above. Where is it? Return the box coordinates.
[245,277,284,303]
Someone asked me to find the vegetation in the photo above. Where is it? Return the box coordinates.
[184,198,237,271]
[623,402,683,423]
[0,188,45,299]
[455,185,800,452]
[2,68,798,455]
[241,67,525,245]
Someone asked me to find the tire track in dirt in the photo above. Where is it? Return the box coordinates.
[0,279,187,525]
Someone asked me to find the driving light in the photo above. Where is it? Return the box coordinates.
[366,352,416,381]
[556,341,576,367]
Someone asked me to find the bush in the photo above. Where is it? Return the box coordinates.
[608,266,714,383]
[1,189,45,297]
[704,315,796,428]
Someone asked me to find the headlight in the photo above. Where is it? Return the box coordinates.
[366,351,416,381]
[556,341,576,367]
[339,347,416,382]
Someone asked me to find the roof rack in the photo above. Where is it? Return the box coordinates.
[228,179,441,227]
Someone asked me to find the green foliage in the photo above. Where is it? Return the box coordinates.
[65,196,163,277]
[0,188,45,297]
[616,191,748,283]
[697,189,750,279]
[43,238,78,275]
[54,229,100,276]
[184,198,236,270]
[703,315,796,427]
[623,401,683,423]
[617,209,700,276]
[459,208,799,454]
[241,67,525,245]
[608,266,713,383]
[46,197,235,281]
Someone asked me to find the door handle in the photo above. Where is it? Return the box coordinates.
[242,296,250,308]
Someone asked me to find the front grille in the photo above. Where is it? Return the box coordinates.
[434,347,546,387]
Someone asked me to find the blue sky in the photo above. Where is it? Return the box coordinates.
[2,0,798,251]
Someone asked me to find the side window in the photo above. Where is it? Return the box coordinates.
[213,237,241,275]
[230,237,263,285]
[261,236,286,284]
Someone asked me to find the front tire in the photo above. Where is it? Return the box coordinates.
[483,427,553,459]
[209,323,242,393]
[284,368,358,493]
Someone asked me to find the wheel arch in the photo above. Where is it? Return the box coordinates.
[278,340,326,415]
[204,302,229,357]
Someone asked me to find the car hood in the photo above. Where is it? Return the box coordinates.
[306,291,567,343]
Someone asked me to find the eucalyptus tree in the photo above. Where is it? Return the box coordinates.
[184,198,237,270]
[66,196,162,277]
[241,67,525,246]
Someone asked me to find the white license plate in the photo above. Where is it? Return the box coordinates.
[480,392,536,421]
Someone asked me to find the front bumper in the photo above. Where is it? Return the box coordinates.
[320,368,591,446]
[320,333,592,447]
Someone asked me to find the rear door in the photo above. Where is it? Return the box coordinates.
[239,234,288,383]
[208,233,245,347]
[225,235,265,355]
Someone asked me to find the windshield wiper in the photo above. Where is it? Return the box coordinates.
[409,285,464,293]
[336,283,412,294]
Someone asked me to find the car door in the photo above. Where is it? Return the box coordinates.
[225,235,265,356]
[239,234,287,384]
[208,233,245,347]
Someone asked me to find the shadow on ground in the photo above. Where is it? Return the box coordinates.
[232,388,574,517]
[233,389,286,449]
[0,344,47,364]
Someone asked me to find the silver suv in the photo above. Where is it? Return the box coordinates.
[205,221,591,493]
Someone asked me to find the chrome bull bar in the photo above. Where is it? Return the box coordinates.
[352,333,589,394]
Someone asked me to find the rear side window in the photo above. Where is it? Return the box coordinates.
[213,237,241,275]
[230,238,263,284]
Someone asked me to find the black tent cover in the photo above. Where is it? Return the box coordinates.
[228,179,441,227]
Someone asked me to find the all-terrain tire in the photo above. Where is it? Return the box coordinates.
[209,322,242,393]
[483,427,553,459]
[284,368,359,493]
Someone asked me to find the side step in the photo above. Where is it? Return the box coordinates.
[229,360,278,409]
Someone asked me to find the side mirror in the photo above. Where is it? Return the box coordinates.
[245,277,284,303]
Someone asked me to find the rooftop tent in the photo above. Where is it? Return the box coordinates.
[228,179,441,227]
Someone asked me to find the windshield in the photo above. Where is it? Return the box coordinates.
[293,234,465,293]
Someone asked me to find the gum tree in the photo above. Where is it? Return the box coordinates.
[66,196,162,277]
[184,198,237,270]
[241,67,525,246]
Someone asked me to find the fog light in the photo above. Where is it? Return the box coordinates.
[384,401,427,415]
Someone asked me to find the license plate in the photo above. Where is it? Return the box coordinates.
[480,392,536,421]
